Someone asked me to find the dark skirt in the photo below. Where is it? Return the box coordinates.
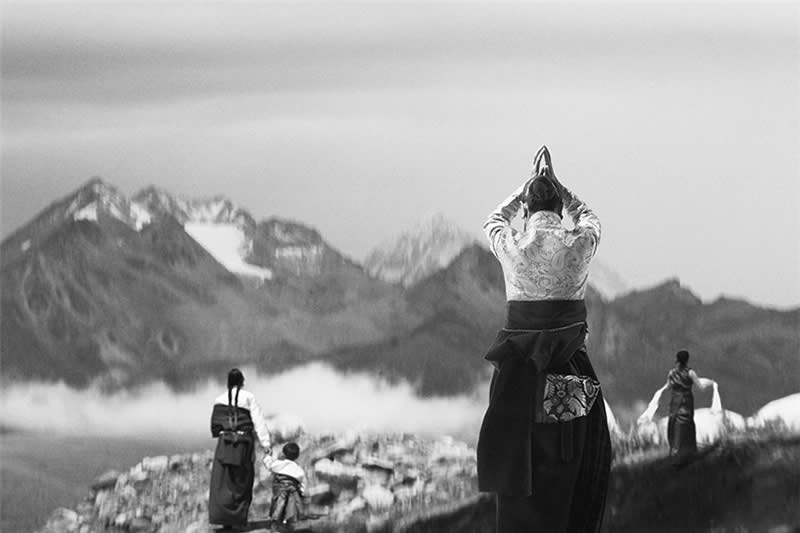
[270,474,303,526]
[495,349,612,533]
[667,390,697,465]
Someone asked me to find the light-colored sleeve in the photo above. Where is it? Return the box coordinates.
[246,394,272,450]
[689,370,714,390]
[483,182,526,258]
[263,452,276,470]
[562,186,601,251]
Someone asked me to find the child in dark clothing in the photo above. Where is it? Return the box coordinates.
[264,442,305,530]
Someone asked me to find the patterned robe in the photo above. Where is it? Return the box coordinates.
[667,365,697,461]
[480,167,610,532]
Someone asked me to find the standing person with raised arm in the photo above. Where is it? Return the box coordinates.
[209,368,273,531]
[665,350,713,465]
[477,146,611,532]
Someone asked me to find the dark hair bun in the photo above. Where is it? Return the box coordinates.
[528,176,558,202]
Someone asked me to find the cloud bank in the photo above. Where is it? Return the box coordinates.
[0,363,487,442]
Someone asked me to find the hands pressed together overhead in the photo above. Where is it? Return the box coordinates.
[524,145,572,206]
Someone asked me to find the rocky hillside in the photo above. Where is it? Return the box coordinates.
[37,429,800,533]
[587,280,800,416]
[363,213,481,288]
[37,431,479,533]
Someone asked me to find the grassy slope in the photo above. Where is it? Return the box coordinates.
[377,434,800,533]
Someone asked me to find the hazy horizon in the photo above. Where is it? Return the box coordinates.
[2,1,798,308]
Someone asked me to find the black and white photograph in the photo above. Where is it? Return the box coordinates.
[1,1,798,532]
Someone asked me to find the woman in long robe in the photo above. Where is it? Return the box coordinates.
[477,146,611,532]
[209,368,272,529]
[666,350,712,465]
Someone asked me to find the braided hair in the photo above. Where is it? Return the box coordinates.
[227,368,245,415]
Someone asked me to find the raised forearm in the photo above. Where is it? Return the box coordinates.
[483,181,527,253]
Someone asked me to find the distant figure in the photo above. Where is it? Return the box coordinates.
[665,350,713,465]
[209,368,272,530]
[477,146,611,532]
[265,442,306,530]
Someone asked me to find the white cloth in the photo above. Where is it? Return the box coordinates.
[264,456,306,494]
[638,384,668,424]
[483,179,601,301]
[637,376,719,424]
[214,389,272,449]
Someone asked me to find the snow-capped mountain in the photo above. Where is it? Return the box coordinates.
[364,213,629,299]
[251,219,330,278]
[136,187,269,279]
[4,176,797,416]
[132,186,255,230]
[1,178,152,267]
[68,178,153,231]
[130,188,361,281]
[364,213,482,287]
[129,186,273,279]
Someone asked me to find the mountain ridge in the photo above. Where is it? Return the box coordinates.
[2,177,797,417]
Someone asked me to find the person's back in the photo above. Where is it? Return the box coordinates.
[477,146,611,533]
[484,149,600,302]
[266,442,306,529]
[209,369,272,529]
[667,350,703,464]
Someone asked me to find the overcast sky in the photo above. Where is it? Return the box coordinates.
[2,1,798,308]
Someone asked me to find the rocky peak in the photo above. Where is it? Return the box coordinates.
[364,213,482,287]
[132,187,255,230]
[259,218,324,246]
[249,218,337,278]
[64,177,152,231]
[587,260,629,301]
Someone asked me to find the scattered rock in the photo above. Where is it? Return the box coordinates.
[313,458,362,491]
[308,482,336,506]
[169,454,189,471]
[362,484,394,510]
[184,520,208,533]
[43,508,79,532]
[141,455,169,472]
[113,512,129,527]
[334,495,366,519]
[91,469,120,492]
[36,433,479,533]
[128,516,153,532]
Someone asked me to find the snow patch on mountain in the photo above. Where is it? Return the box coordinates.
[64,178,153,231]
[184,223,272,280]
[364,213,481,286]
[129,203,152,230]
[73,203,99,222]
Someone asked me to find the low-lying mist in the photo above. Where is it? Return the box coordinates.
[0,363,488,442]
